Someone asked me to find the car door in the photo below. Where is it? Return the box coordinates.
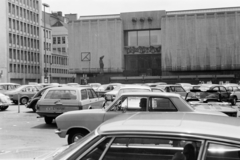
[80,89,92,109]
[219,86,229,101]
[88,89,104,109]
[103,96,148,122]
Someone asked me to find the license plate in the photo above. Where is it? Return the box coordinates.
[46,106,64,112]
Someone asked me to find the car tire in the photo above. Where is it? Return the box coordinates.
[44,117,53,124]
[20,97,28,105]
[68,130,87,145]
[232,97,237,105]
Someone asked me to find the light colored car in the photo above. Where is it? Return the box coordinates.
[156,84,187,97]
[0,83,20,94]
[4,84,40,105]
[0,93,13,111]
[45,112,240,160]
[36,86,105,124]
[87,83,101,90]
[55,92,226,144]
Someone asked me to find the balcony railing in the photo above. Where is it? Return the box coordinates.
[69,68,124,74]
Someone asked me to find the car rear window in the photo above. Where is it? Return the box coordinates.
[44,90,77,99]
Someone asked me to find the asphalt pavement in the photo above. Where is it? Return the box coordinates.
[0,105,67,160]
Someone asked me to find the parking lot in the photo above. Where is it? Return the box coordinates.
[0,104,66,160]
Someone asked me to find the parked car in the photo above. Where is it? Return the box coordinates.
[0,83,20,94]
[223,84,240,102]
[25,86,60,112]
[87,83,101,90]
[44,112,240,160]
[4,84,40,105]
[198,84,237,105]
[176,83,193,91]
[156,84,187,97]
[36,86,105,124]
[0,93,13,111]
[95,84,119,97]
[185,89,238,117]
[55,92,226,144]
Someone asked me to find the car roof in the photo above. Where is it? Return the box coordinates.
[97,112,240,141]
[119,85,151,89]
[120,91,181,98]
[0,83,20,85]
[46,86,91,90]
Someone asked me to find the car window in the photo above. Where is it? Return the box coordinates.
[87,89,94,99]
[204,142,240,160]
[219,86,227,92]
[90,89,98,98]
[226,86,232,91]
[82,137,202,160]
[44,90,61,99]
[212,87,219,91]
[152,88,164,92]
[109,96,148,112]
[233,86,238,91]
[171,86,185,92]
[81,89,88,100]
[61,90,77,100]
[150,97,177,111]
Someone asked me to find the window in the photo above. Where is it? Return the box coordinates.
[90,89,98,98]
[87,89,94,99]
[62,47,66,53]
[205,142,240,160]
[58,48,61,53]
[81,89,88,100]
[57,37,61,44]
[82,137,201,160]
[150,97,177,111]
[53,37,56,44]
[62,37,65,44]
[126,30,161,46]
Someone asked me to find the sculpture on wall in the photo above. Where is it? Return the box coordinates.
[99,56,104,74]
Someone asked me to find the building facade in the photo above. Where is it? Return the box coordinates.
[68,7,240,84]
[2,0,42,84]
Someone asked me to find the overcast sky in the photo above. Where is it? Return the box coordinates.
[42,0,240,17]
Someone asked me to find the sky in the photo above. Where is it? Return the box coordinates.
[42,0,240,17]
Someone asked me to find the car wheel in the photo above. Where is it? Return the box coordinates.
[20,97,28,105]
[44,117,53,124]
[232,97,237,105]
[68,130,87,145]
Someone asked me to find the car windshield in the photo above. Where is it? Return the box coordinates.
[186,91,219,100]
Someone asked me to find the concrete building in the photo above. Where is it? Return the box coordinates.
[1,0,42,84]
[68,7,240,84]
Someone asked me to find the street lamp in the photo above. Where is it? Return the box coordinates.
[42,3,49,83]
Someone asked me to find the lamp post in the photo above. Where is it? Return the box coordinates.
[42,3,49,83]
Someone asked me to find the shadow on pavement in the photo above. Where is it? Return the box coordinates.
[32,123,57,129]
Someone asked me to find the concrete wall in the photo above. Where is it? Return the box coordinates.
[68,17,123,71]
[0,1,8,82]
[162,11,240,72]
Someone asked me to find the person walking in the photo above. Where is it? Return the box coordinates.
[99,56,104,74]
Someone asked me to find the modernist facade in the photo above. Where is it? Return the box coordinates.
[1,0,42,84]
[68,7,240,84]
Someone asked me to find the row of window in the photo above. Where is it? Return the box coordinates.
[125,30,161,46]
[53,36,66,44]
[44,67,69,74]
[44,55,68,66]
[9,18,39,36]
[8,3,39,23]
[9,64,40,74]
[9,33,39,49]
[53,47,66,53]
[9,48,40,62]
[10,0,39,10]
